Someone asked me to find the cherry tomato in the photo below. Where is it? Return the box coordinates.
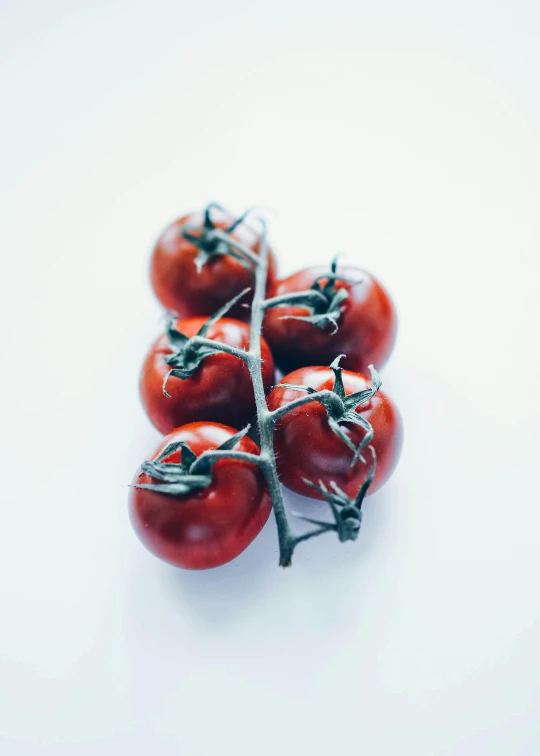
[266,366,403,499]
[263,266,396,374]
[150,207,278,319]
[140,317,275,434]
[129,423,271,569]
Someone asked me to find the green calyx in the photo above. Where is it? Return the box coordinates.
[162,288,250,395]
[298,446,377,542]
[133,426,251,496]
[326,355,381,462]
[278,355,381,463]
[180,202,257,273]
[281,257,356,333]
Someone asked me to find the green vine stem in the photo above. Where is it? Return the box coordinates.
[241,219,296,566]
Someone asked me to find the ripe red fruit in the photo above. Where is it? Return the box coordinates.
[150,207,278,320]
[140,317,275,434]
[264,265,396,374]
[267,366,403,499]
[129,423,272,569]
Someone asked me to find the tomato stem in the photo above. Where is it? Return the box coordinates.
[268,389,344,423]
[190,449,263,474]
[263,256,355,333]
[243,218,296,566]
[187,336,251,364]
[293,525,334,544]
[206,229,261,267]
[261,290,329,310]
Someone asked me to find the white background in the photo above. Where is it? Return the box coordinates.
[1,1,539,754]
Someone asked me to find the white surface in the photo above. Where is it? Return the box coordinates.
[1,2,540,754]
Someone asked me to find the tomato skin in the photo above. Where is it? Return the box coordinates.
[129,423,271,569]
[140,317,275,435]
[150,208,278,319]
[263,266,396,374]
[266,366,403,499]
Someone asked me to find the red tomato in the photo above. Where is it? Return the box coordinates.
[263,266,396,374]
[266,366,403,499]
[140,317,275,434]
[150,207,278,319]
[129,423,271,569]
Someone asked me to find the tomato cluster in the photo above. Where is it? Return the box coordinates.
[130,205,403,570]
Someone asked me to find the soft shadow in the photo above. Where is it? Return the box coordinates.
[282,483,397,569]
[161,512,278,623]
[162,481,397,626]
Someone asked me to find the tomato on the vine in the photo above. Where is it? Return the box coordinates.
[263,265,396,374]
[140,316,275,434]
[150,206,278,319]
[267,365,403,500]
[129,423,271,569]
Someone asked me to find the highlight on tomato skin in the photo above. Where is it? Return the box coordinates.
[266,366,403,501]
[150,208,278,320]
[263,265,397,375]
[129,422,272,570]
[139,317,275,435]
